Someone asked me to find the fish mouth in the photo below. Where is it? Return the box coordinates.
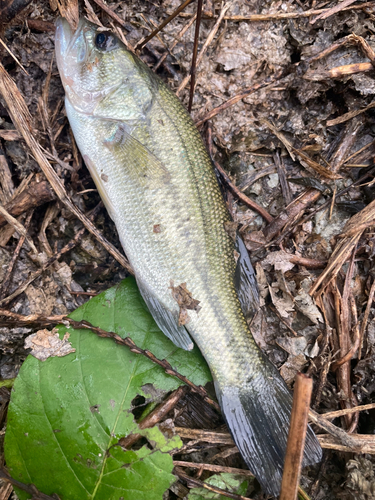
[55,18,90,88]
[55,18,116,114]
[55,17,73,65]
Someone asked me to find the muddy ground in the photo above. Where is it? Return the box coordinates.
[0,0,375,499]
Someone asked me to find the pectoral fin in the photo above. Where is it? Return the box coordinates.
[137,279,194,351]
[104,123,171,189]
[234,235,260,319]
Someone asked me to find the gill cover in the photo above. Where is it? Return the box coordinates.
[55,18,154,121]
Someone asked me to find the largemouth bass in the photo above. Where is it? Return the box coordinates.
[55,18,322,496]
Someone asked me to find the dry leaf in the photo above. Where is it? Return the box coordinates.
[276,336,307,356]
[243,230,266,251]
[262,250,295,273]
[223,221,238,241]
[169,281,201,326]
[25,328,75,361]
[255,262,268,307]
[280,354,307,385]
[295,288,323,325]
[269,282,295,319]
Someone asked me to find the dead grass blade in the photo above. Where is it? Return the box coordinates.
[310,0,358,24]
[0,205,37,254]
[0,38,29,76]
[327,100,375,127]
[188,0,203,112]
[358,277,375,359]
[196,72,283,126]
[136,0,194,50]
[53,0,79,30]
[171,2,375,21]
[291,147,342,180]
[176,1,233,96]
[310,198,375,295]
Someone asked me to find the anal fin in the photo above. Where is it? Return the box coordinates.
[137,279,194,351]
[234,235,260,319]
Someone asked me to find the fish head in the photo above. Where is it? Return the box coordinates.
[55,18,153,119]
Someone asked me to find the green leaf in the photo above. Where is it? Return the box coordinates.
[0,378,14,389]
[5,277,212,500]
[188,473,250,500]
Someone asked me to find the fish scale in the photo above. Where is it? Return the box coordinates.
[56,18,322,497]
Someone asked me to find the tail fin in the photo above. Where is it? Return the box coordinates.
[216,356,322,497]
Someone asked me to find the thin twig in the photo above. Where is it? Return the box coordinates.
[178,422,375,454]
[170,2,375,21]
[153,14,197,71]
[136,0,195,50]
[0,181,55,228]
[0,209,34,300]
[0,203,103,307]
[188,0,203,112]
[321,402,375,420]
[118,386,187,448]
[173,460,254,476]
[91,0,127,28]
[358,277,375,359]
[280,373,313,500]
[0,468,60,500]
[174,426,234,444]
[263,189,321,242]
[0,309,67,327]
[308,410,362,451]
[65,318,220,411]
[175,467,254,500]
[176,1,233,96]
[318,434,375,454]
[0,205,37,254]
[196,70,284,126]
[206,126,273,223]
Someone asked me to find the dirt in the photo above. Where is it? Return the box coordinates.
[0,0,375,499]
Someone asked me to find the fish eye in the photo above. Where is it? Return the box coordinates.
[94,32,118,51]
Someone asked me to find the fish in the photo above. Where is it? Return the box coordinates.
[55,18,322,497]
